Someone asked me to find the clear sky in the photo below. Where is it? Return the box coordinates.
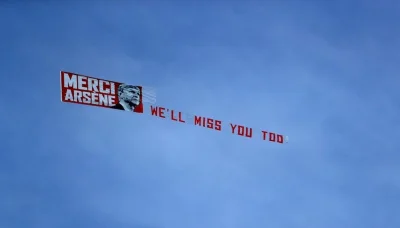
[1,1,399,228]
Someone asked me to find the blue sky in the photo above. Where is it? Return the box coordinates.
[1,1,399,227]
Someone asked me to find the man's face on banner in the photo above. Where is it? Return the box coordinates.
[118,84,141,106]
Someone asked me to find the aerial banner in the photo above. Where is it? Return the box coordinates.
[147,105,289,144]
[60,71,145,113]
[60,70,288,144]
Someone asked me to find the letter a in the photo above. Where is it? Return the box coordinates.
[64,89,73,101]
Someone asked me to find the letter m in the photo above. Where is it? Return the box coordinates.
[62,72,77,89]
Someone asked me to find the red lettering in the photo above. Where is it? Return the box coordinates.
[194,116,202,126]
[244,127,253,138]
[206,118,214,129]
[150,106,165,118]
[159,107,166,118]
[171,110,178,121]
[170,110,185,123]
[269,133,276,142]
[262,131,268,140]
[277,134,284,143]
[178,112,185,123]
[230,124,237,133]
[150,106,158,116]
[238,125,244,136]
[233,125,253,138]
[194,116,220,130]
[215,120,221,131]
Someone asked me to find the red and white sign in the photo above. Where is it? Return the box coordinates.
[60,71,288,144]
[60,71,144,113]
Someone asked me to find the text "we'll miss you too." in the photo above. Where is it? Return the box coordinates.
[149,106,287,144]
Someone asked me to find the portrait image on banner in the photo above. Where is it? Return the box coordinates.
[111,83,143,113]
